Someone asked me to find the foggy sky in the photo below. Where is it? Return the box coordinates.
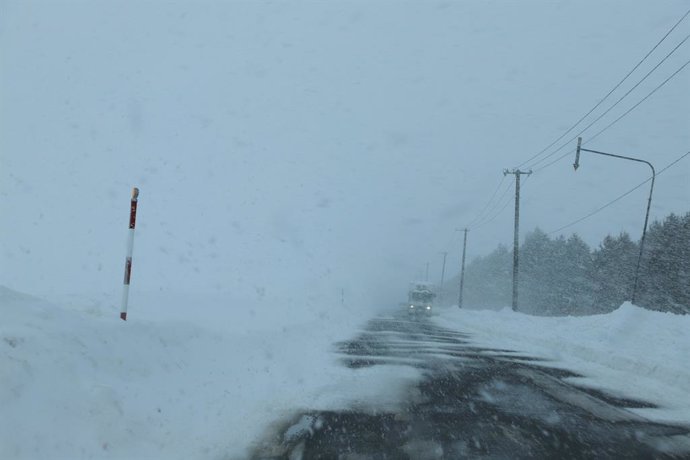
[1,0,688,306]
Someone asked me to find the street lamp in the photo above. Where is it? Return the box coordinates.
[574,137,656,304]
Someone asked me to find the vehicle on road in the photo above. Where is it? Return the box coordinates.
[407,282,435,318]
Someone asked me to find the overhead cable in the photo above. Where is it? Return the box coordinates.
[528,35,690,171]
[532,57,690,174]
[516,8,690,169]
[547,150,690,235]
[471,175,532,230]
[466,176,510,228]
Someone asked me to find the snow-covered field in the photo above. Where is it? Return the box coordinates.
[433,303,690,426]
[3,285,688,460]
[0,286,420,459]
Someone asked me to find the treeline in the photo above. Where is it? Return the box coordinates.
[444,212,690,315]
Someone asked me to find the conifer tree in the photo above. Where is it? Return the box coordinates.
[638,212,690,313]
[452,212,687,315]
[590,232,638,312]
[562,233,594,314]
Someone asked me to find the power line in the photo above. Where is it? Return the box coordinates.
[581,58,690,146]
[436,175,506,257]
[532,150,575,174]
[532,57,690,174]
[467,178,512,229]
[471,192,513,230]
[528,34,690,171]
[465,175,506,228]
[451,9,689,256]
[471,174,534,230]
[470,181,515,229]
[516,8,690,170]
[547,150,690,235]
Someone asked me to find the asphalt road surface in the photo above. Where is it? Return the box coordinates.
[251,312,690,459]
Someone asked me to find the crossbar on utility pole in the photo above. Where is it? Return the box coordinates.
[457,228,468,309]
[503,169,531,311]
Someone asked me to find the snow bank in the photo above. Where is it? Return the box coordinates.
[434,302,690,426]
[0,286,418,459]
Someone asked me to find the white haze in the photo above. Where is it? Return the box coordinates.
[1,0,688,309]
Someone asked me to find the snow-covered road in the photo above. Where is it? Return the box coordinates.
[3,286,689,459]
[251,314,690,458]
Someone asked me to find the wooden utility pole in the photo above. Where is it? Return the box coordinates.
[439,251,448,304]
[503,169,531,311]
[458,228,468,309]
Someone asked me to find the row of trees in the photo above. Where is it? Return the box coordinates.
[442,212,689,315]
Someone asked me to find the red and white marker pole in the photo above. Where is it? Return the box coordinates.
[120,187,139,321]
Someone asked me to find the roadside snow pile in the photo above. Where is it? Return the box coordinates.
[0,286,416,459]
[434,302,690,425]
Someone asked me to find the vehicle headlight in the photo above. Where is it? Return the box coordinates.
[426,306,431,310]
[409,305,414,308]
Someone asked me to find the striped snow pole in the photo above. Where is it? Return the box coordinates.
[120,187,139,321]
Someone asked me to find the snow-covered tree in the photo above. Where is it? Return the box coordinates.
[638,212,690,313]
[560,233,595,314]
[459,244,512,309]
[450,213,688,315]
[590,232,638,312]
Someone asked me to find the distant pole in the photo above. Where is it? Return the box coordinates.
[341,288,345,307]
[439,252,448,303]
[503,169,532,311]
[425,262,429,282]
[574,137,655,304]
[120,187,139,321]
[458,228,468,309]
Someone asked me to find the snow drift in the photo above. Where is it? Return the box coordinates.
[433,302,690,426]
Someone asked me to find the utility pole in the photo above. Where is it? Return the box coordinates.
[425,262,430,282]
[458,228,468,309]
[503,169,532,311]
[439,251,448,305]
